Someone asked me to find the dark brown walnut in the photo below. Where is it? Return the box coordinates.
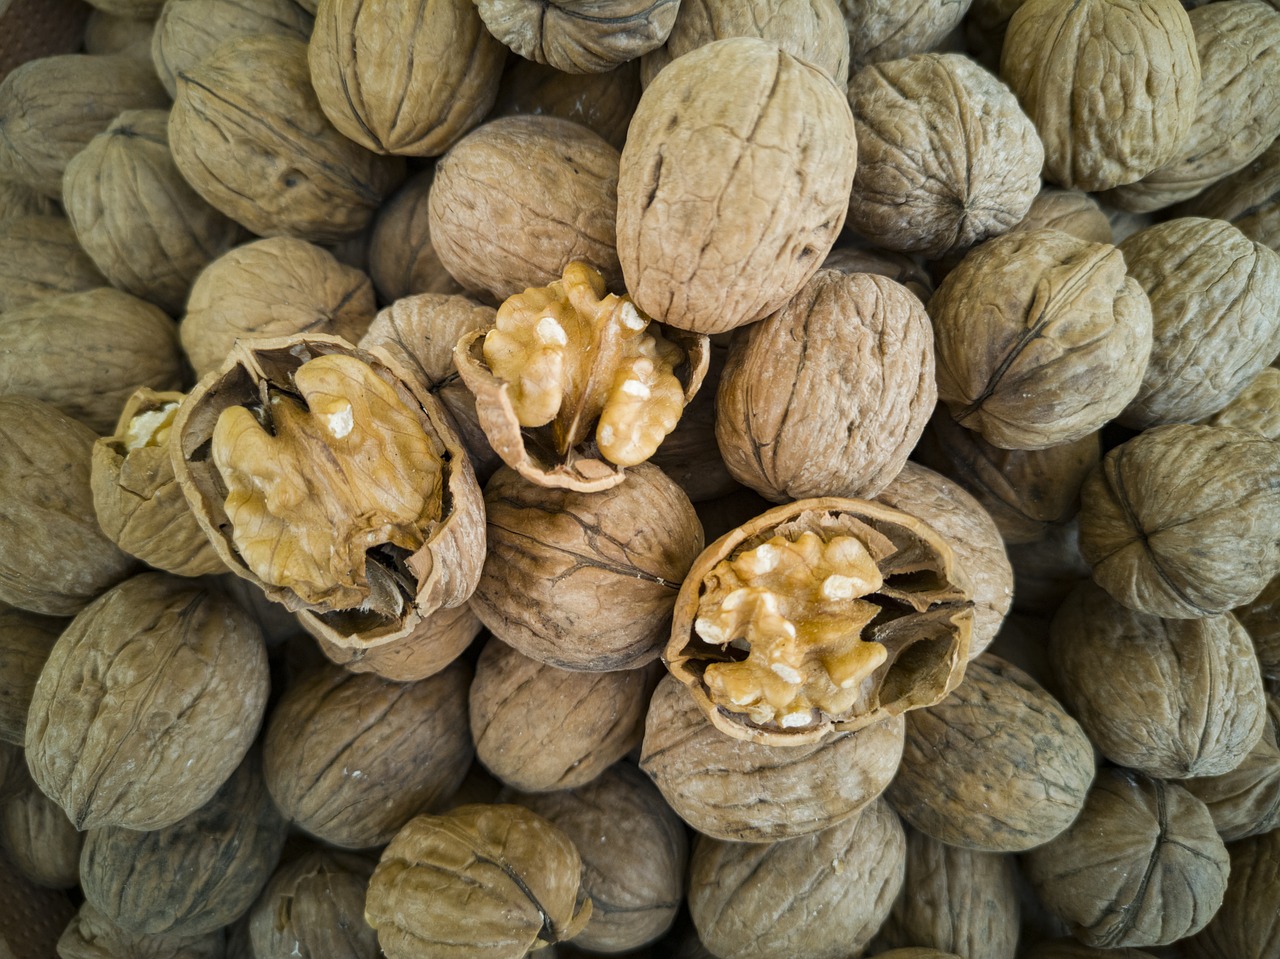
[0,53,167,198]
[838,0,972,71]
[696,487,774,546]
[1024,943,1158,959]
[476,0,678,73]
[875,827,1020,959]
[1023,768,1229,948]
[1078,424,1280,618]
[312,602,482,683]
[1117,218,1280,428]
[180,237,377,380]
[262,660,473,849]
[472,463,703,670]
[248,849,378,959]
[470,638,655,792]
[1237,574,1280,679]
[172,336,486,653]
[688,798,906,959]
[516,764,687,953]
[25,572,268,831]
[1000,0,1200,191]
[79,750,287,937]
[887,653,1094,852]
[1184,692,1280,841]
[1051,581,1267,779]
[929,229,1153,450]
[1010,187,1113,244]
[56,901,227,959]
[0,214,105,313]
[1104,2,1280,213]
[0,178,57,220]
[1205,366,1280,441]
[170,35,406,242]
[1175,138,1280,251]
[430,116,623,302]
[365,804,592,959]
[821,243,935,303]
[984,613,1058,698]
[640,673,904,842]
[619,37,856,335]
[92,389,226,579]
[0,602,65,745]
[0,287,184,435]
[0,768,82,889]
[0,397,137,617]
[367,170,465,304]
[491,58,642,151]
[914,412,1100,545]
[1186,828,1280,959]
[649,344,738,503]
[309,0,505,156]
[1006,520,1091,616]
[965,0,1028,68]
[63,109,243,315]
[847,53,1042,259]
[715,270,935,502]
[667,497,974,745]
[83,10,157,58]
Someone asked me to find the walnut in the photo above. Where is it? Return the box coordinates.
[471,463,703,670]
[1024,944,1158,959]
[83,0,163,15]
[1175,138,1280,251]
[1186,828,1280,959]
[1205,367,1280,441]
[886,653,1094,852]
[491,58,642,151]
[1078,424,1280,618]
[846,53,1042,259]
[169,35,406,242]
[1010,187,1113,244]
[871,953,963,959]
[648,344,739,503]
[62,109,243,315]
[247,849,378,959]
[25,572,268,831]
[640,673,904,842]
[1006,520,1091,616]
[475,0,678,73]
[56,901,227,959]
[928,229,1153,450]
[83,10,156,58]
[312,602,482,683]
[0,743,22,804]
[172,336,486,653]
[180,237,377,380]
[1000,0,1200,191]
[429,116,623,303]
[618,37,857,335]
[0,602,64,746]
[965,0,1027,69]
[667,497,973,745]
[0,767,82,890]
[1116,218,1280,428]
[688,797,905,959]
[0,178,57,220]
[0,214,104,313]
[1184,691,1280,841]
[1237,574,1280,680]
[364,804,592,959]
[308,0,504,156]
[821,243,935,303]
[1023,769,1229,948]
[838,0,973,71]
[367,171,466,304]
[262,660,473,849]
[715,270,934,502]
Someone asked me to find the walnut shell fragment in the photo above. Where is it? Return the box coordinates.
[667,497,974,745]
[476,0,678,73]
[0,215,105,313]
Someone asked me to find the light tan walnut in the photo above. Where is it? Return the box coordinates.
[838,0,972,71]
[490,58,642,151]
[1204,367,1280,441]
[0,215,105,313]
[476,0,678,73]
[1175,138,1280,252]
[1010,187,1113,244]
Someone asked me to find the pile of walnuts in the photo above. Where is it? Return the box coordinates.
[1,0,1279,957]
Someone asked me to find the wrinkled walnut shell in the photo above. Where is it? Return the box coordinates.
[0,214,104,313]
[841,0,972,71]
[1184,691,1280,842]
[476,0,678,73]
[0,603,64,746]
[247,848,378,959]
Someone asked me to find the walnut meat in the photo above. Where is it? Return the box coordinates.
[475,0,678,73]
[839,0,973,70]
[618,37,856,335]
[0,215,104,313]
[248,849,378,959]
[0,603,64,746]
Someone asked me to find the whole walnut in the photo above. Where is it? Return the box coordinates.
[475,0,678,73]
[56,901,227,959]
[1010,187,1113,245]
[821,242,935,303]
[0,214,104,313]
[366,171,466,304]
[0,603,64,746]
[838,0,973,71]
[490,58,642,150]
[618,37,856,335]
[1183,692,1280,841]
[248,849,378,959]
[25,573,269,831]
[1176,138,1280,251]
[1205,366,1280,441]
[0,768,82,889]
[1237,573,1280,679]
[83,10,157,58]
[1186,828,1280,959]
[1000,0,1200,191]
[311,602,482,683]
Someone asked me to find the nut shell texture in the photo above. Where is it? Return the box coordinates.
[0,215,105,313]
[248,849,378,959]
[476,0,679,73]
[840,0,972,71]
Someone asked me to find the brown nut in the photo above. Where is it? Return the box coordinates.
[366,170,466,304]
[1184,691,1280,842]
[821,242,935,303]
[476,0,678,73]
[490,58,642,151]
[1204,366,1280,441]
[1010,187,1114,244]
[0,214,104,313]
[0,602,65,746]
[840,0,972,71]
[56,901,226,959]
[248,849,378,959]
[1186,828,1280,959]
[1237,573,1280,680]
[311,602,482,683]
[1006,519,1091,616]
[666,497,973,746]
[0,767,82,890]
[1176,137,1280,251]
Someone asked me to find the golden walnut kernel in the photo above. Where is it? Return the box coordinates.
[456,261,708,490]
[667,498,973,746]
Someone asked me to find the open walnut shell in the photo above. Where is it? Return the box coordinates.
[455,261,709,491]
[666,498,974,746]
[171,334,485,653]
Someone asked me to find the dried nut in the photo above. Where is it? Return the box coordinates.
[365,804,592,959]
[0,178,57,219]
[56,901,226,959]
[1205,367,1280,441]
[312,602,482,683]
[1024,943,1158,959]
[1023,768,1229,949]
[1116,218,1280,428]
[0,602,65,746]
[470,638,655,793]
[457,261,709,489]
[25,572,268,831]
[0,53,167,198]
[840,0,970,71]
[491,58,641,150]
[1187,828,1280,959]
[1010,187,1114,244]
[248,849,378,959]
[715,270,934,502]
[309,0,504,156]
[640,673,904,842]
[821,243,935,303]
[83,11,156,58]
[476,0,677,73]
[0,768,82,889]
[1176,138,1280,251]
[91,389,226,579]
[516,763,687,953]
[1000,0,1200,191]
[1007,520,1092,616]
[180,237,377,380]
[62,109,243,315]
[688,797,906,959]
[0,397,137,617]
[169,35,406,242]
[618,37,857,335]
[983,613,1058,696]
[367,171,466,303]
[667,497,973,745]
[430,116,623,303]
[1184,692,1280,841]
[649,344,739,503]
[172,336,486,652]
[0,288,184,435]
[870,952,963,959]
[928,229,1153,450]
[1050,581,1266,779]
[846,53,1043,259]
[472,463,703,671]
[1103,204,1154,245]
[1078,424,1280,619]
[0,214,104,312]
[1237,574,1280,679]
[262,660,473,849]
[79,750,287,937]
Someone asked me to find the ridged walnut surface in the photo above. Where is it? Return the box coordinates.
[476,0,678,73]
